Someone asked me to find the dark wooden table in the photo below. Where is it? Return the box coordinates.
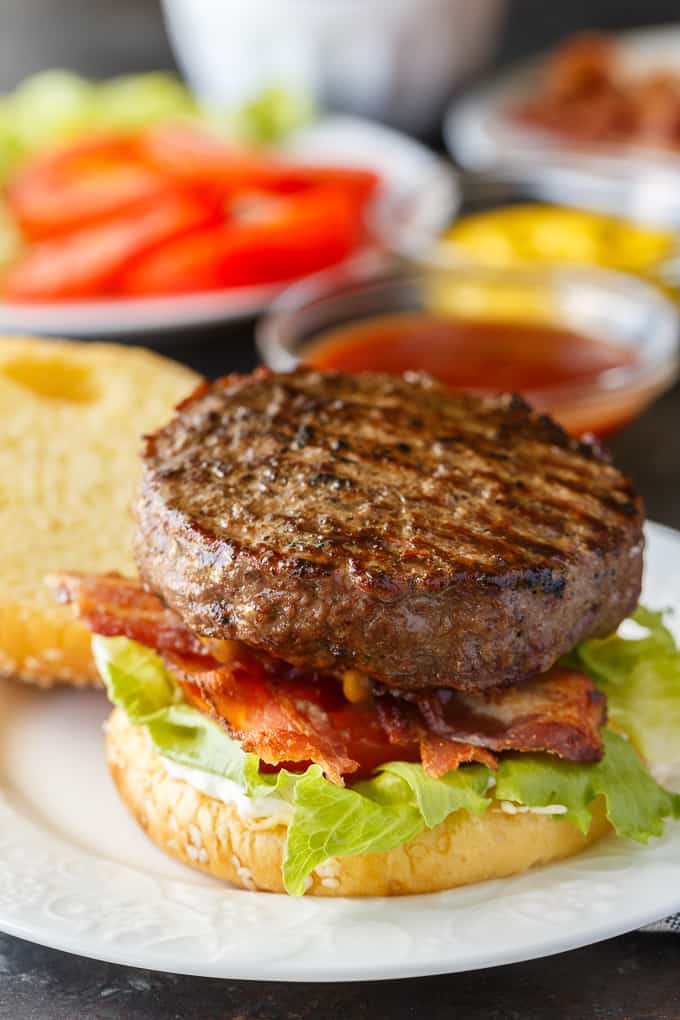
[0,926,678,1020]
[2,1,680,1017]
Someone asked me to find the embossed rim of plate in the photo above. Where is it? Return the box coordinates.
[0,521,678,982]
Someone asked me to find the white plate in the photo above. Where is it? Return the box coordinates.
[0,520,679,982]
[0,115,457,339]
[445,25,680,223]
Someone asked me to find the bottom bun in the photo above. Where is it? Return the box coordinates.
[105,707,611,897]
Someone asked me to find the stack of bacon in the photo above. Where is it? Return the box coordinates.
[52,573,606,786]
[513,33,680,150]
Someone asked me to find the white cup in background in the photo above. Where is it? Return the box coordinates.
[162,0,505,135]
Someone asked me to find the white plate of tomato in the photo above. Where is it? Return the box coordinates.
[0,113,456,337]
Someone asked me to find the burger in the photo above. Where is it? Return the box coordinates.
[53,369,679,896]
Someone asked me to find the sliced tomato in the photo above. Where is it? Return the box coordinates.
[117,224,230,294]
[6,134,176,240]
[319,702,421,778]
[174,659,420,782]
[3,189,220,301]
[142,124,380,201]
[118,185,368,296]
[252,162,380,203]
[141,124,265,188]
[2,125,379,301]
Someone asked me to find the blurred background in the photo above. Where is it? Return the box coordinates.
[2,0,680,130]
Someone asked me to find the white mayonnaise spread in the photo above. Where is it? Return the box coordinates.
[161,757,294,827]
[161,752,571,826]
[498,800,568,816]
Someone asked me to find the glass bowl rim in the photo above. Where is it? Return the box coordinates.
[257,259,680,412]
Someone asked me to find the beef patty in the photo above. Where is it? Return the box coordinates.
[136,369,643,692]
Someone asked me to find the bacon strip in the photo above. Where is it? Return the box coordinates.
[370,694,498,775]
[53,571,606,783]
[48,572,212,660]
[420,737,498,775]
[406,672,606,765]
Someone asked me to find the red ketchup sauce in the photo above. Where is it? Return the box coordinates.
[302,313,639,437]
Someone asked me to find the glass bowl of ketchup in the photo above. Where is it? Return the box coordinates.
[257,261,679,438]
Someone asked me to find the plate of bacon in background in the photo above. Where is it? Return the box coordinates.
[445,26,680,223]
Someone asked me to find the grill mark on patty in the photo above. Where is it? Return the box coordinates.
[167,452,621,565]
[488,495,617,548]
[185,406,630,542]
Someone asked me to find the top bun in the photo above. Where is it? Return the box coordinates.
[0,335,199,686]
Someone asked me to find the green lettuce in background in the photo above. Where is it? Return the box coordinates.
[93,613,680,896]
[0,70,314,179]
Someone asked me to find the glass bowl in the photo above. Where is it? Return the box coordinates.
[257,261,679,437]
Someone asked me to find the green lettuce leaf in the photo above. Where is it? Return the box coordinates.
[377,760,491,828]
[93,634,175,722]
[283,769,423,895]
[145,704,262,791]
[94,73,197,131]
[93,635,262,789]
[4,70,194,153]
[282,763,494,895]
[226,86,315,144]
[570,606,680,775]
[8,70,97,151]
[496,730,680,841]
[0,71,314,187]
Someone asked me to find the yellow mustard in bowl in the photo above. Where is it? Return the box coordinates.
[442,204,676,278]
